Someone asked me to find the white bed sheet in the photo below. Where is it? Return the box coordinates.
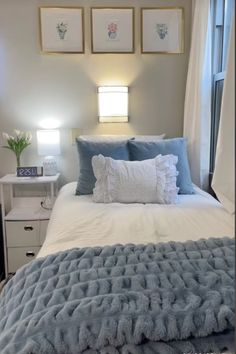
[38,182,234,258]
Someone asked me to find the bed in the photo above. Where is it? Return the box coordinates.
[0,181,234,353]
[39,182,234,354]
[0,182,234,354]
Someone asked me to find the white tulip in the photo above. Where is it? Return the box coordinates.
[14,129,21,137]
[2,132,10,140]
[26,132,32,142]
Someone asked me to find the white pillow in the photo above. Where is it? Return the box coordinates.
[79,135,133,142]
[134,134,165,141]
[79,134,165,142]
[92,154,179,204]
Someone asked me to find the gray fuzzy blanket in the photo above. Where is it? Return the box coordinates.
[0,237,234,354]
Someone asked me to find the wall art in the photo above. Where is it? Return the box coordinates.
[39,7,84,53]
[141,8,184,54]
[91,8,134,53]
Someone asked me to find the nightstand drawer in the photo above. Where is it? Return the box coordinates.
[6,221,40,247]
[7,246,40,273]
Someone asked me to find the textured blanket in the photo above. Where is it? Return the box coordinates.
[0,237,234,354]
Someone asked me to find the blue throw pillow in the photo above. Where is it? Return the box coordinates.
[128,138,194,194]
[76,139,130,195]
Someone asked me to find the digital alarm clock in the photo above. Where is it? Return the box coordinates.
[17,166,43,177]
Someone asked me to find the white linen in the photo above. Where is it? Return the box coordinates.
[38,182,234,259]
[79,134,165,142]
[92,154,178,204]
[212,15,235,214]
[183,0,212,190]
[133,134,165,141]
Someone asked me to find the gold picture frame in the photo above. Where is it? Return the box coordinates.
[91,7,134,53]
[39,7,84,54]
[141,7,184,54]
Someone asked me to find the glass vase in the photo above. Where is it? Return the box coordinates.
[16,154,21,168]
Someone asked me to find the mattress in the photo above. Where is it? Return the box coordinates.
[38,182,234,258]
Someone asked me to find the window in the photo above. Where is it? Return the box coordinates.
[209,0,234,181]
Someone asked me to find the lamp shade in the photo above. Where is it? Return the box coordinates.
[37,130,60,156]
[98,86,128,123]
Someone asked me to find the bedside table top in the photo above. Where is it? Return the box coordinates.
[0,173,60,185]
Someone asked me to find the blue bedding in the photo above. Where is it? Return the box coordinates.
[0,237,234,353]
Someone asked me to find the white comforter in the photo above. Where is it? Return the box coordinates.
[38,182,234,258]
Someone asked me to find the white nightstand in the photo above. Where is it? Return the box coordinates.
[0,174,60,276]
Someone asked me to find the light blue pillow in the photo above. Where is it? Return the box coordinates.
[76,139,130,195]
[128,138,194,194]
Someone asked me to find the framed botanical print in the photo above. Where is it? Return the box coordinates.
[91,8,134,53]
[141,8,184,54]
[39,7,84,53]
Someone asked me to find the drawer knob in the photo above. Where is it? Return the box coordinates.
[24,225,34,231]
[26,251,35,258]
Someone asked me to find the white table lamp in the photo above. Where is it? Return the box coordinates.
[37,130,60,176]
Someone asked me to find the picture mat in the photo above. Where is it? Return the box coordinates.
[40,8,83,52]
[92,9,133,52]
[142,9,183,53]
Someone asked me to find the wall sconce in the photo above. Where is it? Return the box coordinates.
[98,86,129,123]
[37,130,60,176]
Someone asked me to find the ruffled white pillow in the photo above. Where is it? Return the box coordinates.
[92,154,179,204]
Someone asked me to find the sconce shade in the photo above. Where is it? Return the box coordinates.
[98,86,128,123]
[37,130,61,156]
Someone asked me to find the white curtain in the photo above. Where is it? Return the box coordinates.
[212,15,235,214]
[183,0,212,190]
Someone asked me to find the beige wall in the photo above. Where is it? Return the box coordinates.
[0,0,192,184]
